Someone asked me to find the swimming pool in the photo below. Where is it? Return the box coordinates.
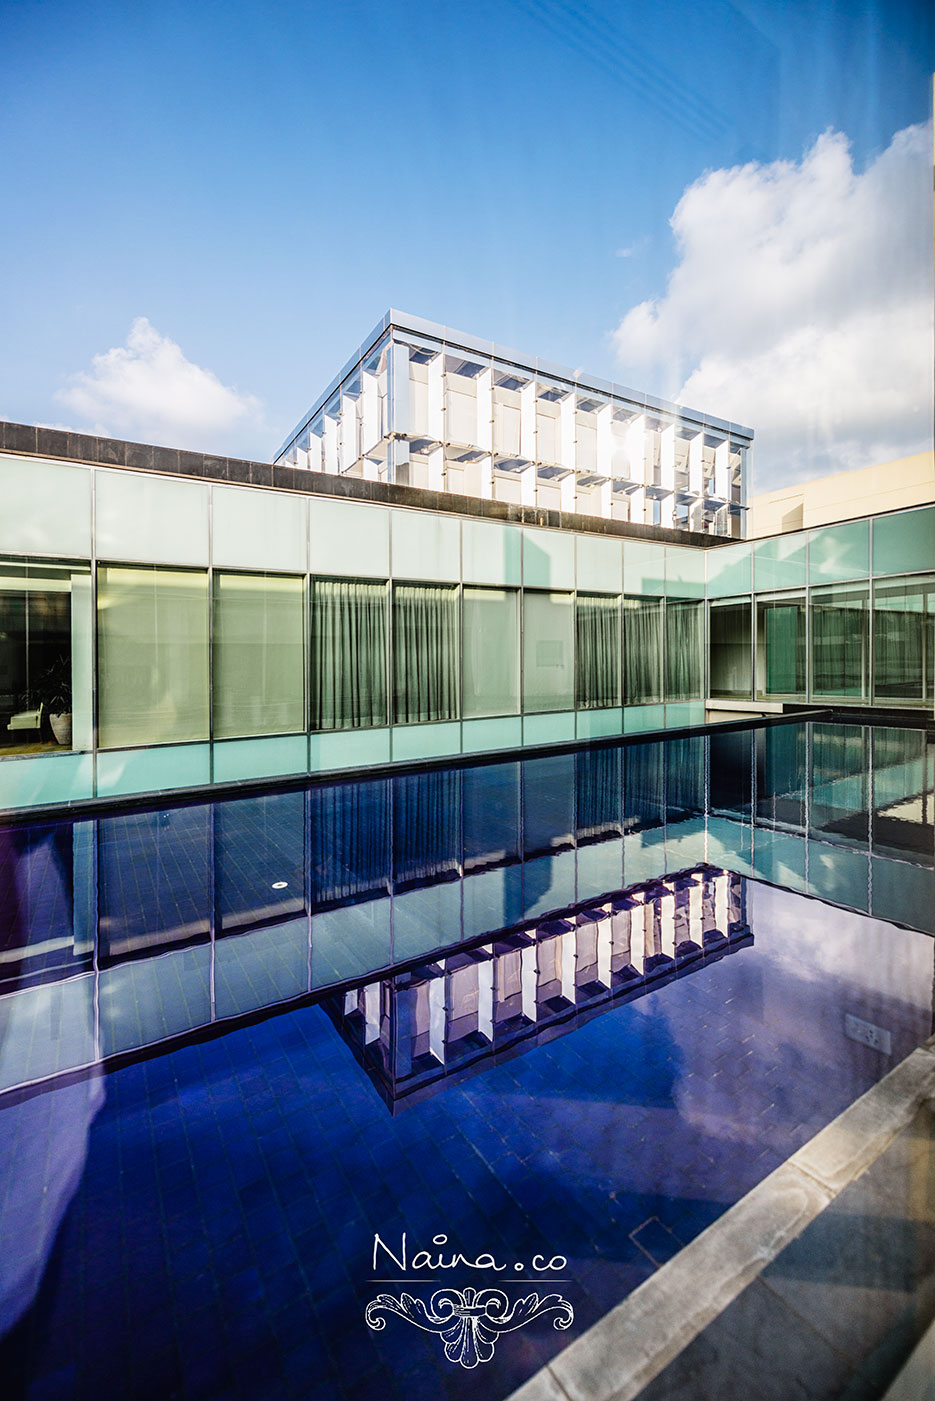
[1,719,932,1399]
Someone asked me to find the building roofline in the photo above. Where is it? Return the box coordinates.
[0,418,735,549]
[273,309,755,461]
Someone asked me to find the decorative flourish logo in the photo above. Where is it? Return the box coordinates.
[365,1287,574,1368]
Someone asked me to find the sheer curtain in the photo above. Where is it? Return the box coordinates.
[811,585,868,699]
[757,596,805,697]
[310,577,387,730]
[664,599,703,701]
[622,596,663,705]
[392,583,459,724]
[576,594,621,708]
[873,575,933,703]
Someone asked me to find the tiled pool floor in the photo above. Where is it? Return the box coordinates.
[1,721,933,1399]
[2,879,932,1401]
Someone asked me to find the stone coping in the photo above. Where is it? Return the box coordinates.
[508,1037,935,1401]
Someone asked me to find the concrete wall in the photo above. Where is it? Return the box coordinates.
[749,451,935,537]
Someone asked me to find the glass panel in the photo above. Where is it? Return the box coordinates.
[391,511,460,583]
[664,599,704,701]
[872,574,935,705]
[756,594,806,698]
[462,521,522,586]
[0,558,92,756]
[392,583,459,724]
[523,528,575,589]
[577,536,622,594]
[523,591,574,713]
[872,507,935,578]
[623,540,664,596]
[811,582,869,700]
[664,546,705,599]
[0,459,91,560]
[709,599,752,699]
[212,486,306,573]
[213,573,305,739]
[97,565,209,748]
[462,587,520,718]
[623,596,663,705]
[706,542,752,598]
[95,473,209,567]
[753,534,807,592]
[808,519,870,584]
[575,593,621,709]
[309,499,390,579]
[310,577,387,731]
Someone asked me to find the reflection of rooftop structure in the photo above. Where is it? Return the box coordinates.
[323,867,751,1111]
[0,720,930,1103]
[273,311,751,535]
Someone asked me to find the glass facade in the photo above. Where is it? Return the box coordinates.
[0,446,932,812]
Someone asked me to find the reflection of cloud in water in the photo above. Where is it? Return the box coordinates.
[0,822,104,1338]
[662,885,933,1153]
[744,884,933,999]
[0,1065,104,1337]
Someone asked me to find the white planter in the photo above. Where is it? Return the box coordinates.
[49,712,72,746]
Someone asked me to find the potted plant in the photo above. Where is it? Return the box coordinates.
[29,655,72,746]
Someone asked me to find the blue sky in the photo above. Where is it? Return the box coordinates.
[1,0,933,486]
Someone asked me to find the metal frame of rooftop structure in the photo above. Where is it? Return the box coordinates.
[273,311,754,537]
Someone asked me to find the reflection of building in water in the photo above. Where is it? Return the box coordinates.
[323,866,751,1112]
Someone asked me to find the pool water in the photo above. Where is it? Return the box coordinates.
[0,721,933,1400]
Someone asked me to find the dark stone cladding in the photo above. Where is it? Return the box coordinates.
[0,419,733,549]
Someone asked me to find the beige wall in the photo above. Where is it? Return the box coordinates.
[748,450,935,537]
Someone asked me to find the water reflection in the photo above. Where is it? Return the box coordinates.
[0,721,931,1096]
[323,866,751,1112]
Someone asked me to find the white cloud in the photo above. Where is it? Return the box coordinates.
[611,124,934,490]
[58,318,262,450]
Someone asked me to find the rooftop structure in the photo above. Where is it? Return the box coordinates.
[274,311,753,536]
